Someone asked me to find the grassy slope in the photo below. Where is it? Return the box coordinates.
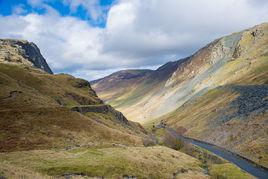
[0,63,146,152]
[92,69,168,112]
[0,146,208,178]
[163,87,267,166]
[147,127,254,179]
[154,24,268,167]
[159,61,268,167]
[92,61,182,122]
[91,70,152,106]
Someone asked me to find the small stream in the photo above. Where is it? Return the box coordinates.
[167,128,268,179]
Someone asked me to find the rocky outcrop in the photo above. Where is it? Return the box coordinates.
[65,92,102,105]
[150,60,186,82]
[223,85,268,121]
[71,105,129,124]
[0,39,53,74]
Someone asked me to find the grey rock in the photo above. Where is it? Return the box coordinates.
[0,39,53,74]
[71,104,129,124]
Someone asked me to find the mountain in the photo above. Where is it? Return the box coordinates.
[92,23,268,167]
[0,39,150,152]
[0,39,216,178]
[0,39,53,74]
[91,59,184,117]
[91,69,152,103]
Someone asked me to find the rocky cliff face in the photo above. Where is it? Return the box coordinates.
[0,39,53,74]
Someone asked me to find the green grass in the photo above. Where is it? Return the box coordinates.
[108,78,164,109]
[148,127,254,178]
[0,63,102,109]
[152,83,268,168]
[0,63,145,152]
[209,163,253,179]
[0,146,207,178]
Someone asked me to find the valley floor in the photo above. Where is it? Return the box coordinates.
[0,144,256,179]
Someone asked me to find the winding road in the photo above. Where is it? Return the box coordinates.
[166,128,268,179]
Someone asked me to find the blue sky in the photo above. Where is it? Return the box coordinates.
[0,0,268,80]
[0,0,115,27]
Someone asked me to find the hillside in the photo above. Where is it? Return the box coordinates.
[0,41,148,151]
[92,59,184,113]
[91,69,152,103]
[92,23,268,168]
[161,23,268,168]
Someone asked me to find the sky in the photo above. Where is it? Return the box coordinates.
[0,0,268,80]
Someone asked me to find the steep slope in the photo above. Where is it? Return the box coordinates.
[92,59,185,118]
[162,83,268,168]
[160,22,268,154]
[91,69,152,103]
[160,27,268,166]
[92,23,268,124]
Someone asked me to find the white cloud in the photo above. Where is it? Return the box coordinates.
[27,0,44,7]
[103,0,268,58]
[63,0,112,23]
[0,13,99,67]
[247,0,268,6]
[0,0,268,80]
